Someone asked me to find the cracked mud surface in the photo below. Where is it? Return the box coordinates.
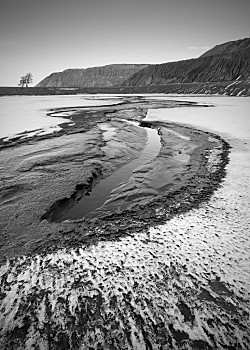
[0,95,249,349]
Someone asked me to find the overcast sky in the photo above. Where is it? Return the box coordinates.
[0,0,249,86]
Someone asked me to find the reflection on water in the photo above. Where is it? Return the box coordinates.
[56,125,161,222]
[99,123,116,141]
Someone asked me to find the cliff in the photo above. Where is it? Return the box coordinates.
[123,42,250,86]
[199,37,250,58]
[36,64,148,88]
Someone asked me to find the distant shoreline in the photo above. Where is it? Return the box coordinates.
[0,82,249,97]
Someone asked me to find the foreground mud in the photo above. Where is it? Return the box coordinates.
[0,96,249,349]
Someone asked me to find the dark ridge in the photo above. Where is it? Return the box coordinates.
[1,78,250,97]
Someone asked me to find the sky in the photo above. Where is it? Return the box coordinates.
[0,0,249,86]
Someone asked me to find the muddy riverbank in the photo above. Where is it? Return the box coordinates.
[0,96,226,262]
[2,95,246,350]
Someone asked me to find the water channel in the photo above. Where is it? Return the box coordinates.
[56,122,162,222]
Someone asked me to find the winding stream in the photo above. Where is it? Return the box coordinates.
[56,123,161,222]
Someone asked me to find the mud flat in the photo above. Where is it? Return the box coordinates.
[0,95,249,349]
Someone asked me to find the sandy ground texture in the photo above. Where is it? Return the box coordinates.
[0,96,249,349]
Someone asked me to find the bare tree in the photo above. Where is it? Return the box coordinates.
[18,73,33,88]
[18,76,27,89]
[25,72,33,87]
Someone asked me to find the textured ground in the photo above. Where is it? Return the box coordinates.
[0,96,249,349]
[0,142,249,349]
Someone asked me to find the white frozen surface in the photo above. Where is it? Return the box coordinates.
[0,95,121,139]
[146,96,250,139]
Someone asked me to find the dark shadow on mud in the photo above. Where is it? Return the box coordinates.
[41,169,102,222]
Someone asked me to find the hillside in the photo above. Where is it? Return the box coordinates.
[122,44,250,86]
[200,37,250,58]
[36,64,148,88]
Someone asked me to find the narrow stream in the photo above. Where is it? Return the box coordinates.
[56,123,161,222]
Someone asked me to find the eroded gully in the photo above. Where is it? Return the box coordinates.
[55,121,162,222]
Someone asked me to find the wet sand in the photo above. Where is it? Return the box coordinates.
[0,95,249,349]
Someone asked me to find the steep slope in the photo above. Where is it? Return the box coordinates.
[123,47,250,86]
[36,64,148,88]
[200,37,250,58]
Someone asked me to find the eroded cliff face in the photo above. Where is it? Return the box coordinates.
[199,37,250,58]
[36,64,148,88]
[123,49,250,86]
